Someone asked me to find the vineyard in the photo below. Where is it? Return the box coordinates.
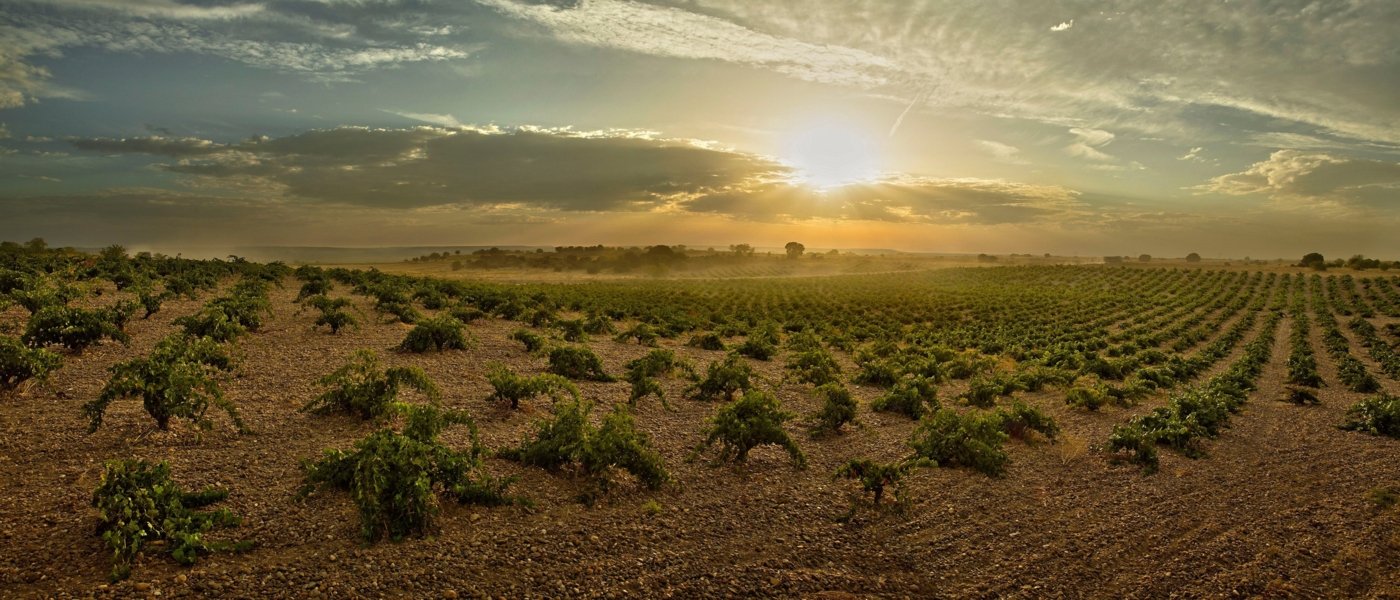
[1,244,1398,598]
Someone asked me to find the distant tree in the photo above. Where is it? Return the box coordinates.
[1347,255,1381,270]
[730,244,754,257]
[1299,252,1326,270]
[1138,254,1152,262]
[784,242,805,259]
[1185,252,1202,263]
[25,237,47,251]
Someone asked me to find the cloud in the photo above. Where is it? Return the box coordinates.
[60,124,1088,226]
[975,140,1026,165]
[69,135,229,156]
[35,0,264,20]
[383,110,465,128]
[1199,150,1400,205]
[677,176,1083,225]
[1178,147,1203,161]
[627,1,1400,146]
[68,125,787,211]
[0,4,478,94]
[475,0,898,88]
[1065,127,1115,162]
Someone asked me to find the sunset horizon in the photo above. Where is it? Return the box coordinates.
[2,1,1398,257]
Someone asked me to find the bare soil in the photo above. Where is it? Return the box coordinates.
[1,282,1397,599]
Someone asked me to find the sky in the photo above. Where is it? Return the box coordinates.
[0,0,1398,258]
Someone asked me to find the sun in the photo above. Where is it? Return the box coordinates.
[779,121,881,190]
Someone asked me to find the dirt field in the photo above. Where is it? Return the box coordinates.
[1,275,1397,599]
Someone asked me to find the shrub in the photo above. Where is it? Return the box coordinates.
[377,300,421,324]
[303,350,439,419]
[304,295,352,313]
[92,459,251,582]
[1336,355,1381,393]
[447,304,486,324]
[0,335,61,391]
[554,319,588,342]
[398,316,472,352]
[510,328,550,354]
[176,304,245,341]
[9,278,82,314]
[106,300,138,332]
[907,409,1009,476]
[614,323,659,347]
[502,400,668,501]
[581,311,616,335]
[687,332,726,351]
[547,345,615,381]
[685,353,755,402]
[833,458,930,519]
[84,335,241,433]
[314,310,358,334]
[995,401,1059,442]
[1368,486,1399,510]
[871,376,938,420]
[624,349,694,407]
[297,278,332,301]
[582,405,669,492]
[528,307,556,328]
[696,390,805,467]
[485,363,579,409]
[137,288,167,319]
[1065,376,1111,410]
[810,383,858,434]
[851,356,901,387]
[960,375,1011,408]
[731,323,780,360]
[786,347,842,386]
[23,305,130,351]
[1106,423,1159,473]
[299,403,515,542]
[1340,393,1400,438]
[205,292,271,331]
[734,337,778,361]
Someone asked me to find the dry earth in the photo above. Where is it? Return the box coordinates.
[0,279,1397,599]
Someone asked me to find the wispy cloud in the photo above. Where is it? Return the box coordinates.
[1065,127,1115,162]
[382,110,465,128]
[475,0,898,88]
[975,140,1027,165]
[1050,20,1073,32]
[36,0,265,20]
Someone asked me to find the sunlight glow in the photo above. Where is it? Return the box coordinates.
[780,121,881,190]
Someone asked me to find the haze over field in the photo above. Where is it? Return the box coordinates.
[0,1,1398,257]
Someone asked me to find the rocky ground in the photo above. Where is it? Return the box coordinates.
[0,280,1397,599]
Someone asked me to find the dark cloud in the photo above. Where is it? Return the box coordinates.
[62,125,1082,225]
[69,135,229,156]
